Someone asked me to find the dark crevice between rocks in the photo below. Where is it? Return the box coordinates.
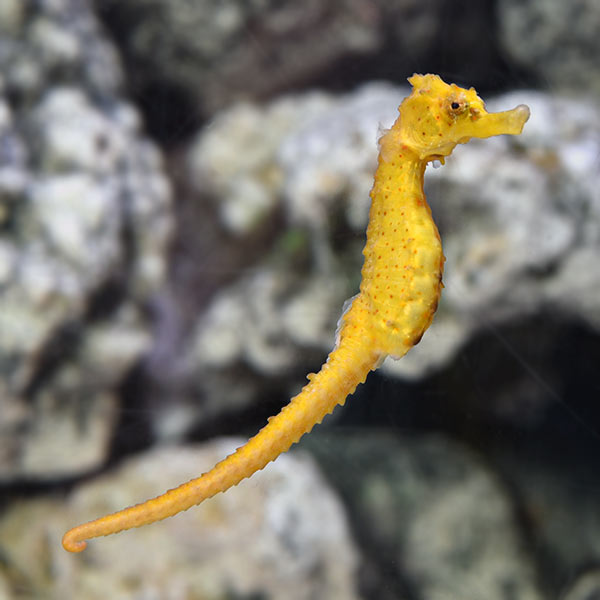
[94,1,207,146]
[19,320,81,401]
[20,272,130,403]
[131,80,204,148]
[107,362,155,463]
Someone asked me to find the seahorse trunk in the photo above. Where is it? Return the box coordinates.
[62,321,380,552]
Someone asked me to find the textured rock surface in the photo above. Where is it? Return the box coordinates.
[562,570,600,600]
[99,0,380,114]
[97,0,507,125]
[303,432,544,600]
[495,444,600,593]
[0,0,172,481]
[98,0,433,113]
[0,440,360,600]
[499,0,600,94]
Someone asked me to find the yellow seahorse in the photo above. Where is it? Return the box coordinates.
[62,74,529,552]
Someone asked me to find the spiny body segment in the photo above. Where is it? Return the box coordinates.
[63,74,529,552]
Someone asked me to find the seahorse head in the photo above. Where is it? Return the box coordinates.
[384,73,529,163]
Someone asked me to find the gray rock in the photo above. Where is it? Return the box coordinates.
[1,0,123,99]
[100,0,381,114]
[499,0,600,95]
[496,447,600,593]
[0,0,173,481]
[562,570,600,600]
[0,440,360,600]
[97,0,513,121]
[303,432,544,600]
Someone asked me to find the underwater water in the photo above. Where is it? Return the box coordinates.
[0,1,599,598]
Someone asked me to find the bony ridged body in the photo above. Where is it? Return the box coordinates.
[62,74,530,552]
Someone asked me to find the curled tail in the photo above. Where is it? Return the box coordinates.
[62,312,380,552]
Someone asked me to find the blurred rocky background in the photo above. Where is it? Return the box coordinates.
[0,0,599,598]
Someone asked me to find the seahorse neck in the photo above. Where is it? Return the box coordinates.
[370,151,425,216]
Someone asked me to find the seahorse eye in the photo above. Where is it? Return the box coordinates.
[447,97,468,118]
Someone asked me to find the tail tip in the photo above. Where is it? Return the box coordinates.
[62,531,87,553]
